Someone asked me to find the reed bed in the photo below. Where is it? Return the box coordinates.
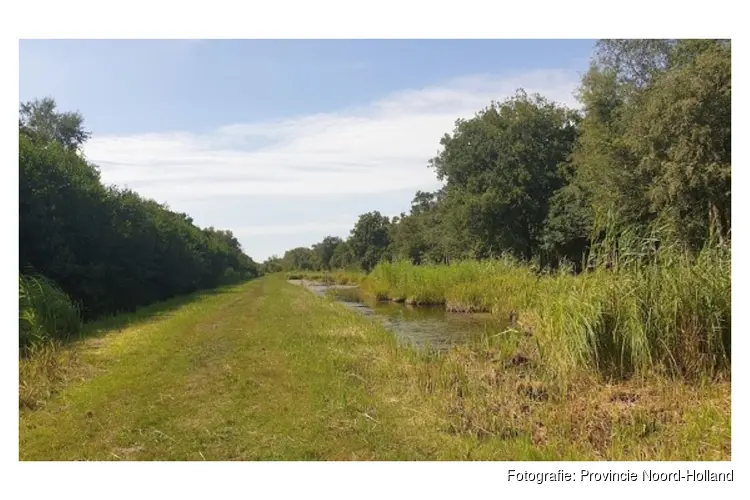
[357,242,730,382]
[285,270,367,285]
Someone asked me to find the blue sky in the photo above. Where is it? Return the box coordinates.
[20,39,596,261]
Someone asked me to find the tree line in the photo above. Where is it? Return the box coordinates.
[266,39,730,273]
[19,98,260,320]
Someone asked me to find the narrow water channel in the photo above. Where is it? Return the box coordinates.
[289,280,508,351]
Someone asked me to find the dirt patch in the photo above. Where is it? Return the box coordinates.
[508,353,530,367]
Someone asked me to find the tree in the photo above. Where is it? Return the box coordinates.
[388,192,434,264]
[312,236,344,270]
[567,39,731,250]
[348,211,392,271]
[282,247,320,271]
[430,91,579,260]
[541,180,593,270]
[388,212,428,264]
[593,39,675,92]
[330,241,355,270]
[625,39,731,248]
[20,97,91,151]
[261,256,284,274]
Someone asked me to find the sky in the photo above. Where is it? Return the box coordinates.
[19,39,596,262]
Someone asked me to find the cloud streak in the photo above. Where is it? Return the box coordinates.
[233,219,357,237]
[85,69,580,200]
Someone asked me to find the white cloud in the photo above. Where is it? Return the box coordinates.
[233,220,356,237]
[84,69,580,201]
[81,69,581,260]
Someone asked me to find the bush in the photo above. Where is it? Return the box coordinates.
[19,274,81,348]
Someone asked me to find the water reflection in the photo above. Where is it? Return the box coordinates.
[291,280,507,351]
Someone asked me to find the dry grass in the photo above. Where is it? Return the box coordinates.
[395,339,730,460]
[19,341,86,411]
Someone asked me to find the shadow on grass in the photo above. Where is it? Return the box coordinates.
[71,281,251,343]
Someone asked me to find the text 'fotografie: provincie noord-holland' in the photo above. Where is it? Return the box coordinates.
[507,469,734,483]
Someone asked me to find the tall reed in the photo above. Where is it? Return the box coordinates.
[358,239,730,381]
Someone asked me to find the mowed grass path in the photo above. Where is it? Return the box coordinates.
[21,278,414,460]
[20,276,730,460]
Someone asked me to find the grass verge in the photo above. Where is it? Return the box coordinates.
[20,275,729,460]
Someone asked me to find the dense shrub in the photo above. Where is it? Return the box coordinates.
[19,105,260,321]
[19,274,81,348]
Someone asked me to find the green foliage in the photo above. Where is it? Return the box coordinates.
[19,99,259,320]
[329,240,355,269]
[19,274,81,348]
[541,181,592,270]
[593,39,675,91]
[388,191,446,264]
[568,39,731,251]
[261,255,284,274]
[347,211,392,271]
[20,97,91,151]
[312,236,344,270]
[282,247,321,271]
[430,91,580,261]
[625,39,731,248]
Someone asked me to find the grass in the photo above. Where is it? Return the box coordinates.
[20,340,82,411]
[18,286,231,411]
[359,242,731,382]
[20,275,729,460]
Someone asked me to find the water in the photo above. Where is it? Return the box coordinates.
[289,280,507,351]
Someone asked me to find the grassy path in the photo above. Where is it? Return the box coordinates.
[20,276,730,460]
[20,277,426,460]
